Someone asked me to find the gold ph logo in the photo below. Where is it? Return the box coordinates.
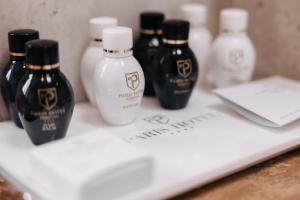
[177,59,192,78]
[125,72,140,91]
[229,49,245,66]
[144,115,170,125]
[38,88,57,110]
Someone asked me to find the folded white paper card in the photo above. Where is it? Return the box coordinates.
[214,76,300,127]
[30,132,153,200]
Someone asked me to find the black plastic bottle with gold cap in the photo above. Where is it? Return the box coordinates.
[16,40,74,145]
[0,29,39,128]
[133,12,164,96]
[152,20,198,109]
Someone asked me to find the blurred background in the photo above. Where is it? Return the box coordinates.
[0,0,299,120]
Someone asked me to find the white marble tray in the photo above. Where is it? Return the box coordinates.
[0,89,299,200]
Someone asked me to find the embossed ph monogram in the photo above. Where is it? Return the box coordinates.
[177,59,192,78]
[125,72,140,91]
[38,88,57,110]
[144,115,170,125]
[229,49,244,66]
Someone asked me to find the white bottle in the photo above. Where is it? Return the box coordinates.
[181,3,212,86]
[81,17,118,106]
[211,8,256,88]
[94,27,145,126]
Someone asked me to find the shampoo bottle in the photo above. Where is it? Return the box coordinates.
[211,9,256,88]
[94,27,145,125]
[81,17,118,106]
[16,40,74,145]
[133,12,164,96]
[1,29,39,128]
[152,20,198,109]
[181,4,212,86]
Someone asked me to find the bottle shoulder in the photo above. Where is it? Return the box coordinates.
[189,27,212,41]
[212,34,255,52]
[158,45,196,58]
[134,36,161,49]
[2,60,26,81]
[82,46,103,59]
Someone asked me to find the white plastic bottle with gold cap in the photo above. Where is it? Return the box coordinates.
[211,8,256,88]
[181,3,212,86]
[94,26,145,126]
[81,17,117,106]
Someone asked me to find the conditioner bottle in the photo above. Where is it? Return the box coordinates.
[94,27,145,125]
[1,29,39,128]
[16,40,74,145]
[211,9,256,88]
[152,20,198,110]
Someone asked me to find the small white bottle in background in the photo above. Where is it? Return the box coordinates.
[81,17,118,106]
[181,3,212,87]
[211,8,256,88]
[94,27,145,126]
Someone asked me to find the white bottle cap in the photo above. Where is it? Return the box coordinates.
[220,8,248,33]
[89,17,118,40]
[180,3,207,26]
[103,26,133,57]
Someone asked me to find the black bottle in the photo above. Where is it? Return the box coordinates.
[152,20,198,109]
[1,29,39,128]
[16,40,74,145]
[133,12,164,96]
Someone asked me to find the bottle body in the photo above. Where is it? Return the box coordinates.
[188,27,212,86]
[152,44,198,109]
[134,35,161,96]
[211,33,256,88]
[94,56,145,125]
[81,42,103,106]
[0,58,26,128]
[16,70,74,145]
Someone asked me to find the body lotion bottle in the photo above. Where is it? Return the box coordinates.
[94,27,145,126]
[181,4,212,86]
[81,17,118,106]
[133,12,164,96]
[211,9,256,88]
[1,29,39,128]
[16,40,74,145]
[152,20,198,110]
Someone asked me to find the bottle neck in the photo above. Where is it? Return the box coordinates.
[219,29,248,37]
[162,38,189,48]
[28,68,60,75]
[90,39,102,47]
[9,51,26,61]
[140,28,162,37]
[103,48,133,58]
[27,63,60,74]
[10,55,26,62]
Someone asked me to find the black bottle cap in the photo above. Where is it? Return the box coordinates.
[140,12,165,30]
[26,39,59,67]
[162,20,190,41]
[8,29,39,55]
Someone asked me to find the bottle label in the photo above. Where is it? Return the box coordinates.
[118,71,143,110]
[38,88,57,110]
[30,87,66,132]
[169,59,196,95]
[177,60,192,78]
[222,49,248,74]
[125,72,140,91]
